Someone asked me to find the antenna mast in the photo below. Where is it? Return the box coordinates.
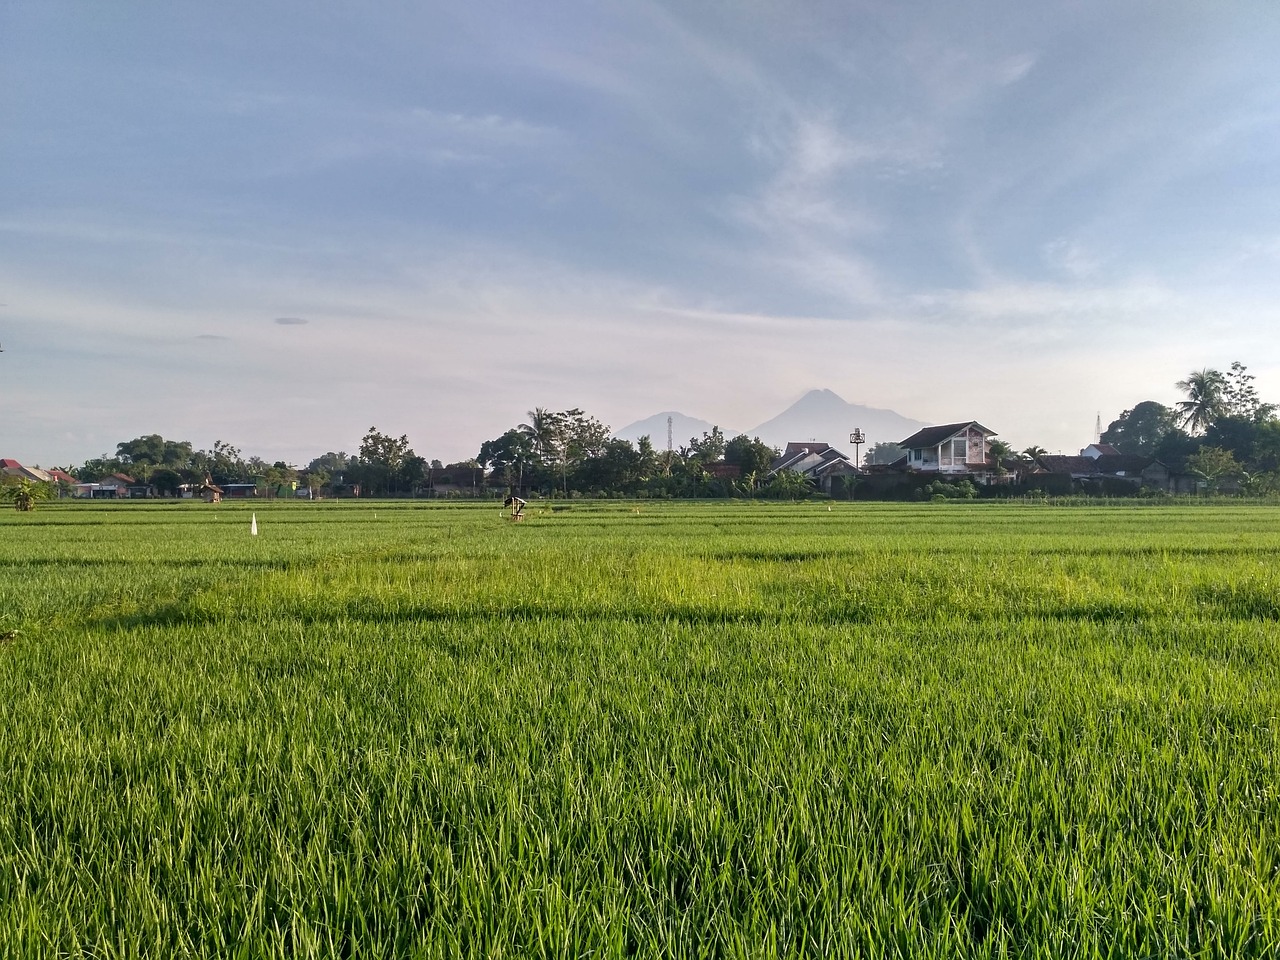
[1094,412,1101,444]
[665,416,674,475]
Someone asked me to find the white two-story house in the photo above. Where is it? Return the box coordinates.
[898,421,998,482]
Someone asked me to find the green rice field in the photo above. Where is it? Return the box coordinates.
[1,499,1278,958]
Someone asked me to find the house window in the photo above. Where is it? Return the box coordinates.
[951,438,967,462]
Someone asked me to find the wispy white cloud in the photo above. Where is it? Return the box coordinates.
[998,53,1037,86]
[1041,239,1102,280]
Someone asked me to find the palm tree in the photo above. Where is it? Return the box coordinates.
[519,408,562,465]
[1175,368,1226,434]
[986,438,1012,468]
[1021,445,1048,461]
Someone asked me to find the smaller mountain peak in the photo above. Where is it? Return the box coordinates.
[793,388,847,407]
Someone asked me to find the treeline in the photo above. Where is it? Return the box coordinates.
[1102,362,1280,491]
[476,408,787,498]
[53,361,1280,500]
[68,428,477,498]
[63,415,791,499]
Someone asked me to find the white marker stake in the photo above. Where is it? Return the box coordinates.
[251,513,258,536]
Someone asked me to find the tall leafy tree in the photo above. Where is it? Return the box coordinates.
[556,408,610,495]
[150,468,184,497]
[116,434,166,466]
[634,436,660,479]
[1222,361,1276,421]
[206,440,249,484]
[117,435,194,468]
[687,427,727,465]
[724,435,777,480]
[357,427,414,495]
[307,452,353,479]
[1153,429,1201,472]
[478,430,536,493]
[76,455,128,481]
[560,409,611,465]
[399,455,429,495]
[1204,417,1264,465]
[573,438,651,493]
[1250,421,1280,475]
[1101,401,1181,455]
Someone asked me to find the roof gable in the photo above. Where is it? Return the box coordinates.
[781,442,831,459]
[899,421,995,448]
[769,442,856,478]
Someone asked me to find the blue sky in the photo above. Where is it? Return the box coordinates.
[4,1,1280,466]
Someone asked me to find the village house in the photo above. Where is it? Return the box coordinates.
[701,462,742,484]
[1081,442,1122,458]
[769,442,860,495]
[1,459,52,483]
[1034,447,1198,494]
[94,473,136,498]
[0,459,85,497]
[897,422,1001,484]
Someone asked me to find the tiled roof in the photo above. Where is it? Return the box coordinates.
[781,442,831,459]
[1093,454,1157,474]
[1036,455,1097,475]
[899,422,995,447]
[770,445,856,478]
[1038,454,1156,476]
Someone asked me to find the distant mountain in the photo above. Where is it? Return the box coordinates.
[613,411,733,448]
[745,389,926,452]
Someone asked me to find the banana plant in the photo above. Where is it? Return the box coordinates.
[1,477,51,512]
